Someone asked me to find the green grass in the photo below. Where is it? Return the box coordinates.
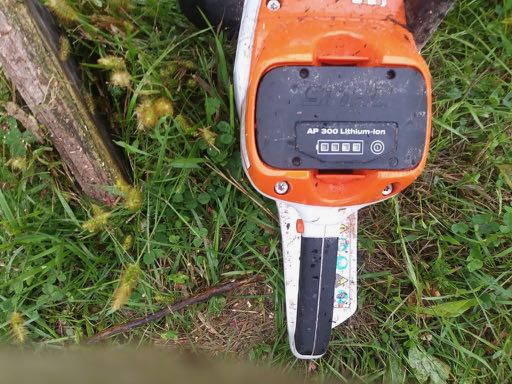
[0,0,511,382]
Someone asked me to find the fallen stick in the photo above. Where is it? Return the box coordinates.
[86,276,263,343]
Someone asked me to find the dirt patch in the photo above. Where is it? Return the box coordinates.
[175,282,276,356]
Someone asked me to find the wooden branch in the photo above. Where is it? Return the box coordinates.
[0,0,129,205]
[86,276,263,343]
[405,0,456,50]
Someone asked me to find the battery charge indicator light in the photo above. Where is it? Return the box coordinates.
[320,143,330,152]
[317,140,364,155]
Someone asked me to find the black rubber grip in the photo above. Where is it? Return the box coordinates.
[294,237,338,357]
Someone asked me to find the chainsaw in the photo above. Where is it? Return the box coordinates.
[181,0,435,359]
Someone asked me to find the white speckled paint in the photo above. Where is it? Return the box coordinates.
[277,202,362,359]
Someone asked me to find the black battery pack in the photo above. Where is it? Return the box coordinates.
[255,66,428,171]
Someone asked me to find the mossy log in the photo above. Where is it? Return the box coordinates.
[0,0,129,205]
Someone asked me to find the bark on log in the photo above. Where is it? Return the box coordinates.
[405,0,456,50]
[0,0,129,205]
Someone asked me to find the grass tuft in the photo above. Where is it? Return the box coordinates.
[112,264,141,311]
[44,0,79,24]
[109,70,132,89]
[82,205,112,233]
[9,312,28,344]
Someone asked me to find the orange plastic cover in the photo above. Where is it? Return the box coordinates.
[243,0,432,207]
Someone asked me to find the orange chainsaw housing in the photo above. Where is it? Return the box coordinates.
[243,0,432,207]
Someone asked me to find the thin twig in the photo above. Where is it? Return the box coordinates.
[86,276,263,343]
[5,102,44,143]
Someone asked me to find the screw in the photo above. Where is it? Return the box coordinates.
[275,181,289,195]
[299,68,309,79]
[382,184,394,196]
[267,0,281,11]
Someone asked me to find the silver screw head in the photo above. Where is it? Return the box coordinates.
[274,181,289,195]
[267,0,281,11]
[382,184,394,196]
